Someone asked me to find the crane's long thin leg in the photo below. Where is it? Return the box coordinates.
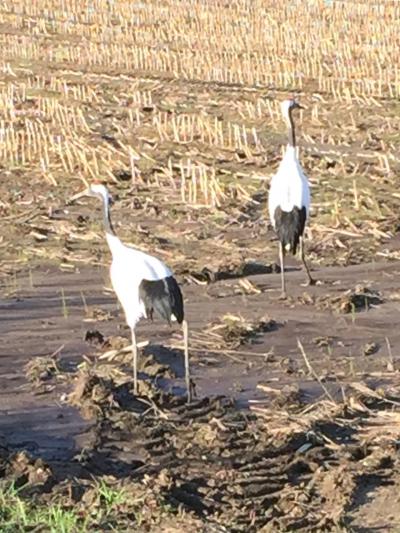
[279,242,286,299]
[182,319,191,404]
[131,328,138,395]
[300,236,315,286]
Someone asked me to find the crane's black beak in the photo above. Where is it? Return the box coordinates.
[293,101,304,110]
[108,195,114,206]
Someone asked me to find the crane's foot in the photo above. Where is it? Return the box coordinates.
[301,278,316,287]
[278,291,287,300]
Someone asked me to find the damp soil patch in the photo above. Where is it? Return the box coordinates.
[2,355,400,532]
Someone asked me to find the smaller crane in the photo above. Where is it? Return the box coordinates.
[268,99,315,298]
[70,183,191,402]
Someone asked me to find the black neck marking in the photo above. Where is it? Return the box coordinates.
[102,196,116,237]
[288,105,296,147]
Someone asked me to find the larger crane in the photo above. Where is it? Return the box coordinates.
[268,99,315,298]
[70,183,191,402]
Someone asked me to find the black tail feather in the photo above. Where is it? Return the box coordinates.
[274,206,307,254]
[139,276,184,324]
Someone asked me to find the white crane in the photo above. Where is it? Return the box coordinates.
[268,99,315,298]
[70,183,191,402]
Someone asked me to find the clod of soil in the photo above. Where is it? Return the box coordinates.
[320,285,383,314]
[205,313,280,349]
[4,451,54,491]
[83,307,113,322]
[24,356,59,384]
[139,353,175,379]
[363,342,380,356]
[186,261,275,283]
[85,329,105,346]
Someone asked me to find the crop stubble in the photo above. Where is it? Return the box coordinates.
[1,1,400,531]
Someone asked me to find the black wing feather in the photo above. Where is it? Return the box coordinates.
[274,206,307,255]
[139,276,184,325]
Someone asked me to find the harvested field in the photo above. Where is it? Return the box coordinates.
[1,0,400,531]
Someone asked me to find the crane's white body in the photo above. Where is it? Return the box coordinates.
[106,232,172,329]
[268,145,310,227]
[267,98,315,296]
[71,182,191,401]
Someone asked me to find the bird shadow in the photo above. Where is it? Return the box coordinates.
[142,343,184,378]
[131,343,190,400]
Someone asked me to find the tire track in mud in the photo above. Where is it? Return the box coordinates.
[69,371,400,532]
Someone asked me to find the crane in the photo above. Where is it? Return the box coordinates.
[268,99,315,298]
[70,183,191,402]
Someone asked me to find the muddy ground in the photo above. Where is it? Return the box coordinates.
[1,260,400,531]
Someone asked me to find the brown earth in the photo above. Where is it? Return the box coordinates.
[1,259,400,531]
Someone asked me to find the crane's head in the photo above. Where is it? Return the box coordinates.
[281,98,303,122]
[69,182,113,206]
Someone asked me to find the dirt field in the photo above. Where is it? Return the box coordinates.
[1,0,400,531]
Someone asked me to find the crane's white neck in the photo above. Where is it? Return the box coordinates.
[285,144,297,156]
[97,190,120,253]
